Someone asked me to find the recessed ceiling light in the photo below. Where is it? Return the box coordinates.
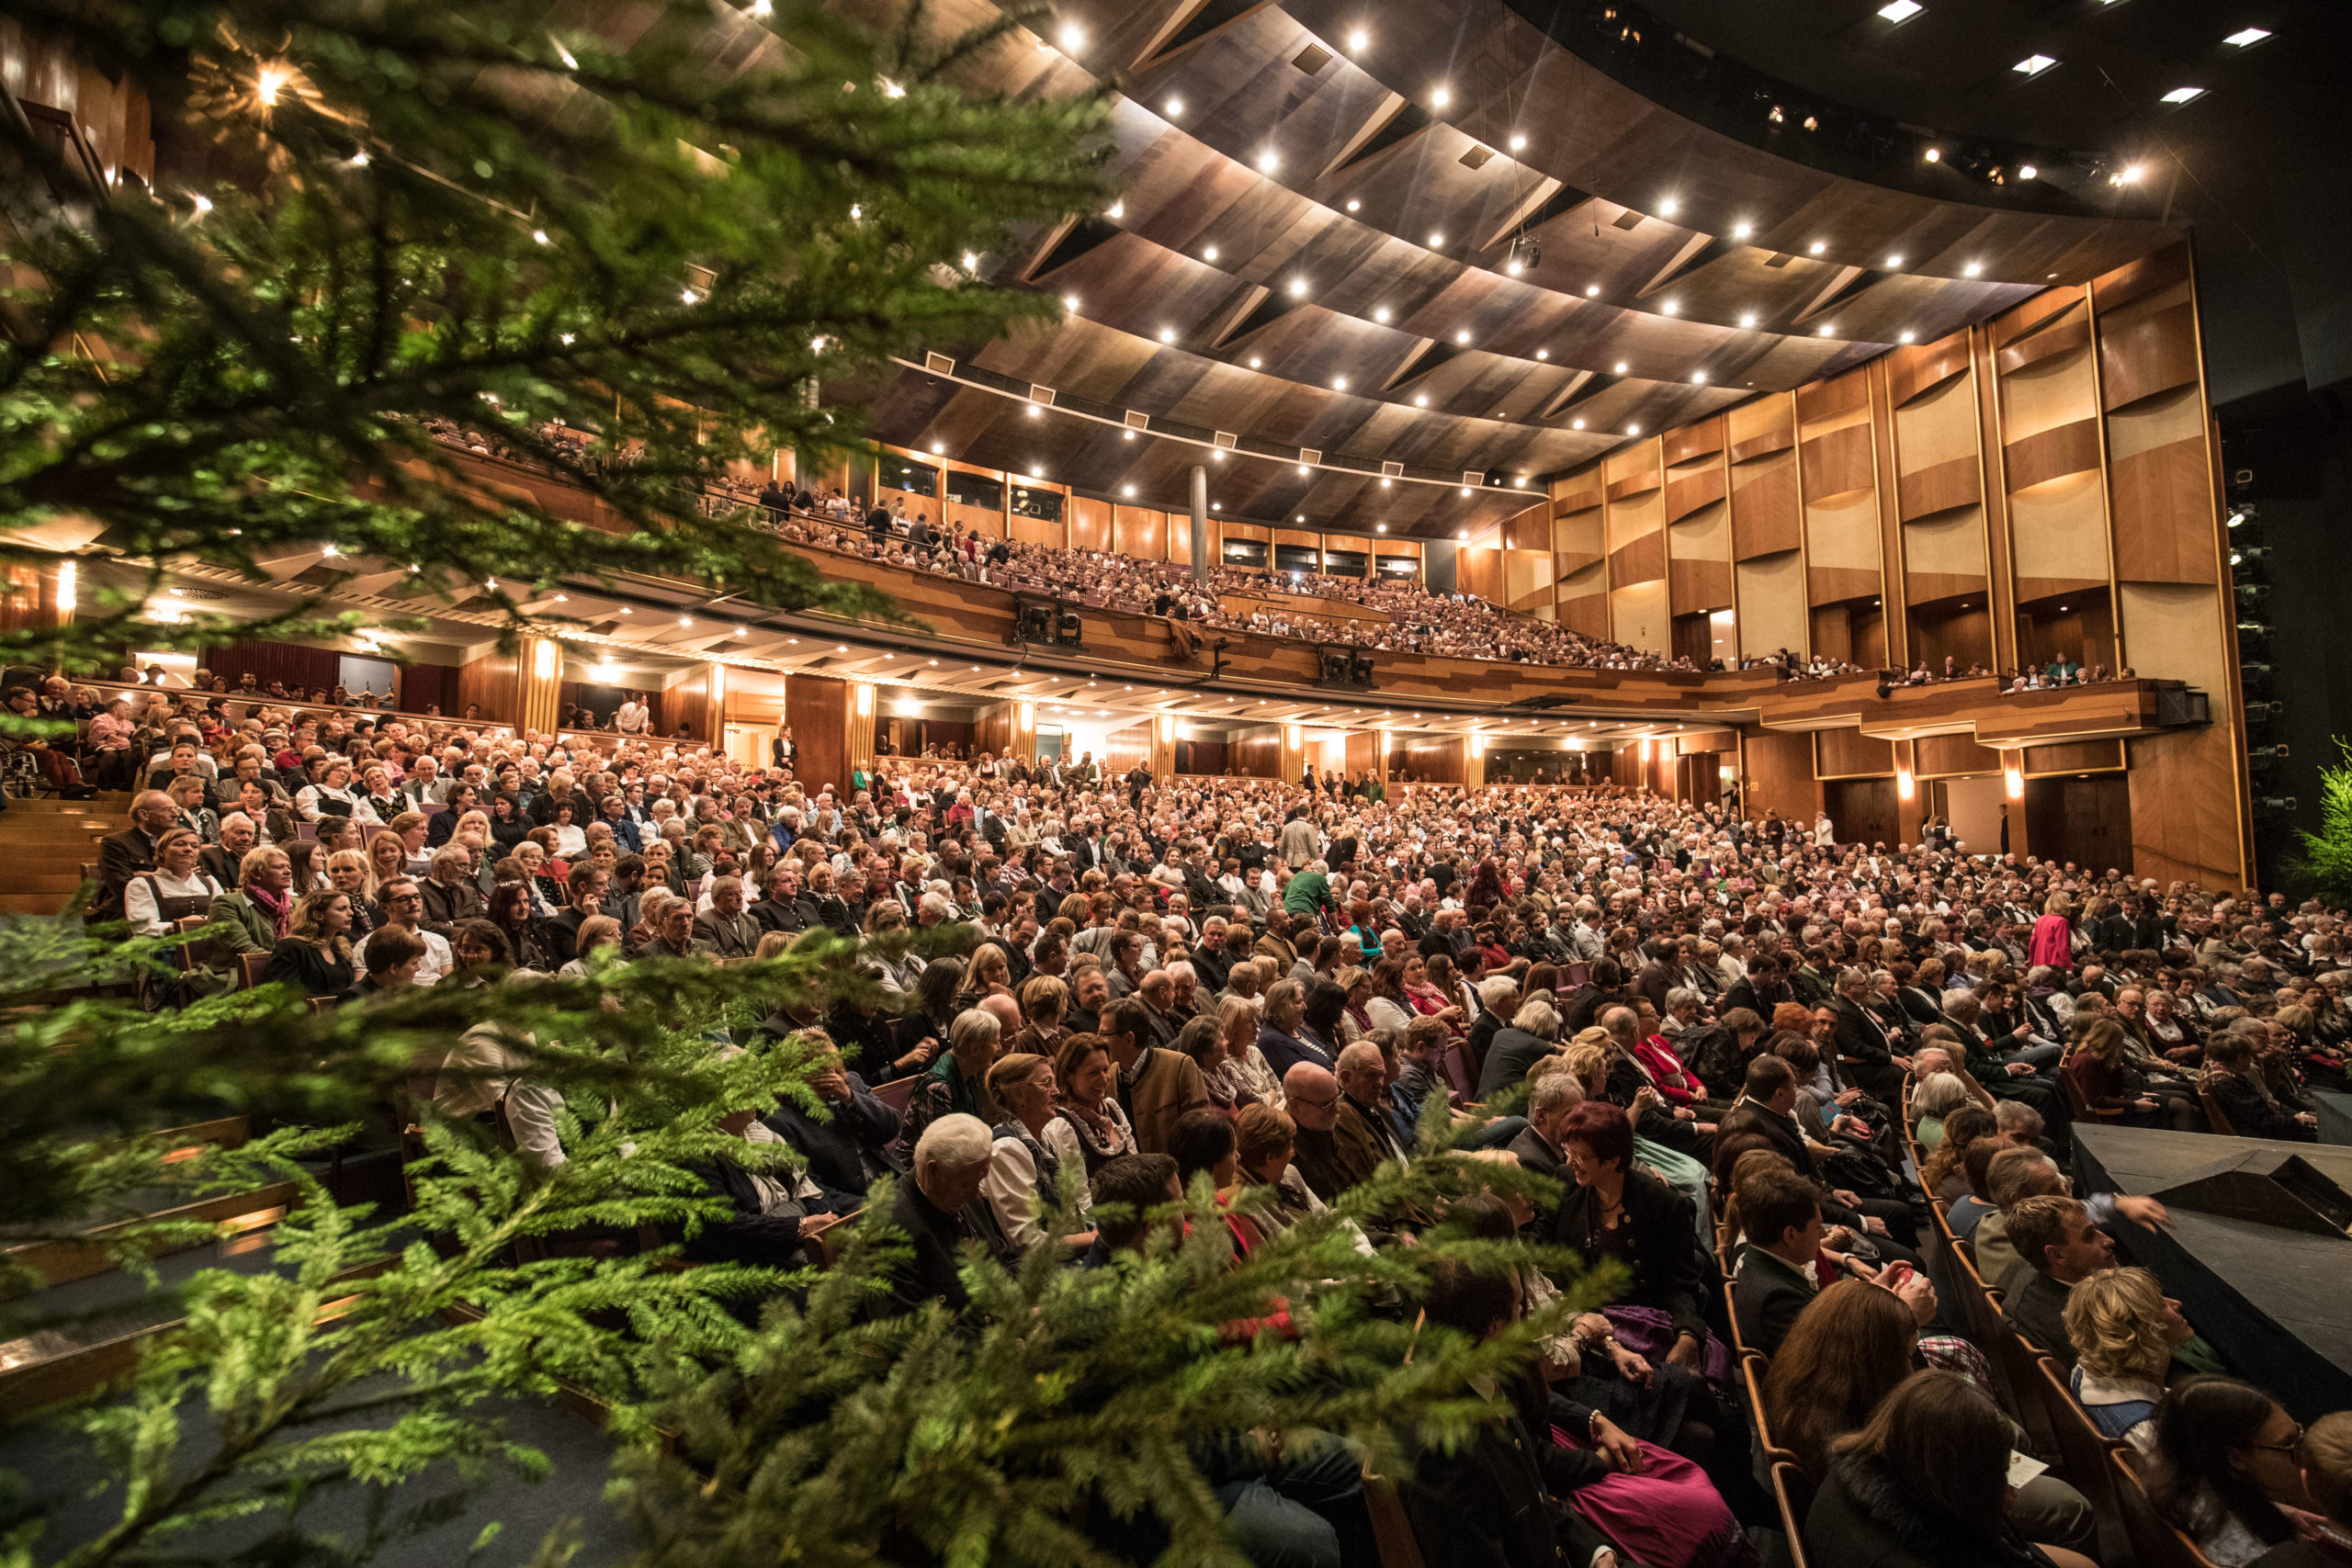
[1809,240,1826,255]
[1414,394,1428,406]
[2018,164,2039,179]
[1459,488,1471,498]
[1923,147,1940,163]
[1898,330,1916,344]
[1430,85,1451,107]
[1661,299,1679,315]
[1585,284,1601,298]
[1058,23,1084,51]
[1373,306,1391,323]
[1626,425,1641,435]
[1298,464,1311,475]
[1877,0,1923,21]
[1691,370,1707,384]
[1288,276,1308,298]
[1025,402,1040,416]
[1204,244,1219,261]
[1733,221,1753,240]
[1657,196,1679,218]
[1376,521,1387,530]
[1105,200,1123,220]
[1378,482,1390,492]
[1739,311,1758,328]
[1257,148,1279,173]
[1348,28,1369,51]
[1332,376,1348,389]
[1535,348,1549,359]
[1572,418,1587,429]
[1455,329,1471,344]
[1428,231,1445,246]
[1153,325,1173,344]
[2118,162,2146,183]
[2223,27,2269,46]
[2013,54,2057,75]
[1818,323,1836,336]
[1964,260,1984,276]
[1296,514,1306,522]
[1122,484,1136,497]
[1512,475,1527,487]
[1886,254,1904,267]
[1510,133,1528,151]
[1346,198,1361,212]
[1166,96,1184,116]
[1612,361,1628,374]
[2161,86,2204,104]
[1211,502,1221,510]
[931,441,945,454]
[1249,356,1263,368]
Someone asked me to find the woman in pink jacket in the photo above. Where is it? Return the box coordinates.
[2028,891,2075,973]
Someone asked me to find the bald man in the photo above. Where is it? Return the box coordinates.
[1283,1061,1384,1202]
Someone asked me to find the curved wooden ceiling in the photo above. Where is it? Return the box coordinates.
[842,0,2183,538]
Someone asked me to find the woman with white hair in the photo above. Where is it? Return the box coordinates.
[981,1054,1094,1254]
[1909,1071,1977,1148]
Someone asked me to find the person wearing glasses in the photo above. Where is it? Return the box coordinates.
[356,875,455,985]
[2145,1378,2326,1567]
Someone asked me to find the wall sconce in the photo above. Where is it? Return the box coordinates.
[1638,738,1653,764]
[1017,700,1035,729]
[532,639,559,681]
[1468,731,1487,757]
[1158,714,1175,741]
[855,682,874,716]
[1895,766,1917,802]
[2005,758,2025,800]
[1285,725,1304,748]
[55,560,75,615]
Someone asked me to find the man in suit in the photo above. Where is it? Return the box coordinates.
[1474,997,1561,1102]
[540,869,611,968]
[97,791,181,920]
[1504,1074,1581,1179]
[694,875,762,959]
[1729,1166,1829,1357]
[1336,1041,1412,1161]
[1283,1062,1384,1202]
[201,812,257,889]
[1830,965,1911,1102]
[1718,1055,1920,1252]
[2000,1193,2114,1368]
[880,1114,1017,1317]
[420,845,485,935]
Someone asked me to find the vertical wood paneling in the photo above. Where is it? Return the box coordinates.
[785,674,850,798]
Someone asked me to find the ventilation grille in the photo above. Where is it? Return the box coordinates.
[1293,43,1332,73]
[1381,460,1406,477]
[1299,448,1322,466]
[1611,210,1645,231]
[1764,254,1792,268]
[1124,409,1150,429]
[1214,431,1238,449]
[924,352,956,375]
[1027,384,1056,406]
[1464,469,1487,485]
[1459,145,1495,171]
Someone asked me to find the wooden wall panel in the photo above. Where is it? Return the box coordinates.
[785,675,850,797]
[1069,494,1111,552]
[1611,581,1669,654]
[2100,301,2201,412]
[2023,739,2127,774]
[1228,729,1280,779]
[1889,332,1973,409]
[1731,456,1801,559]
[660,665,711,743]
[1740,728,1823,822]
[1897,457,1982,522]
[1665,468,1726,524]
[1800,422,1876,501]
[2008,472,2111,604]
[1102,720,1151,780]
[1609,531,1666,589]
[1458,547,1503,604]
[2004,418,2102,493]
[2109,438,2220,585]
[1816,726,1895,778]
[1112,506,1167,562]
[1663,416,1725,466]
[1557,564,1610,639]
[1391,736,1464,784]
[2128,729,2249,891]
[456,647,518,724]
[1668,558,1733,615]
[1915,733,2002,778]
[1736,551,1808,659]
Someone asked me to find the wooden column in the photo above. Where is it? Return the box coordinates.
[845,680,876,790]
[518,635,562,735]
[1464,733,1487,791]
[1280,724,1306,786]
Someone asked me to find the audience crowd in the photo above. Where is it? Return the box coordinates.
[45,665,2352,1568]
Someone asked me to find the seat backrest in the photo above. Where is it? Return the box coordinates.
[238,952,270,989]
[1770,1461,1815,1568]
[2035,1355,2131,1562]
[1565,962,1590,988]
[1746,1353,1797,1467]
[1436,1043,1474,1100]
[2111,1448,2227,1568]
[873,1075,922,1112]
[1361,1472,1429,1568]
[2197,1086,2236,1136]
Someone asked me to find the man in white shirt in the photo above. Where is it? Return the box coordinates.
[360,876,456,984]
[616,694,649,735]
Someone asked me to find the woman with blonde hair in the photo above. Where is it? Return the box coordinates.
[264,886,357,998]
[324,847,381,937]
[365,828,407,891]
[2030,890,2075,972]
[1214,993,1283,1106]
[2064,1266,2193,1454]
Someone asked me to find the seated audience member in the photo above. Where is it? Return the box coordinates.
[1506,1070,1584,1178]
[1941,1122,2007,1238]
[1474,996,1565,1101]
[1999,1194,2116,1367]
[2249,1412,2352,1568]
[2066,1015,2204,1133]
[263,886,357,998]
[2205,1031,2322,1142]
[684,1079,852,1269]
[1101,995,1213,1155]
[2146,1378,2326,1567]
[1972,1146,2070,1292]
[881,1113,1016,1317]
[1731,1168,1932,1358]
[2064,1266,2195,1454]
[340,925,426,1002]
[982,1053,1093,1254]
[1549,1101,1713,1372]
[1908,1071,1975,1147]
[1804,1370,2097,1568]
[1283,1062,1381,1201]
[1398,1256,1745,1568]
[760,1043,901,1200]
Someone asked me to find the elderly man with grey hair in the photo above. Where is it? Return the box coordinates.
[1474,996,1560,1102]
[881,1113,1014,1316]
[1506,1068,1585,1178]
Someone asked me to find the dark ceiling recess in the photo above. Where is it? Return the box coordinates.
[1292,42,1333,74]
[1332,100,1434,175]
[1023,218,1123,280]
[1496,0,2116,211]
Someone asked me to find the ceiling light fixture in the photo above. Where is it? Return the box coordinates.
[1898,329,1917,343]
[1257,148,1279,173]
[1809,240,1826,255]
[1818,323,1836,336]
[1204,244,1219,261]
[1414,394,1428,406]
[1298,464,1311,475]
[2161,86,2205,104]
[1626,424,1641,434]
[1510,133,1528,151]
[1657,196,1679,218]
[1585,284,1600,297]
[1923,146,1940,163]
[1878,0,1923,18]
[1288,276,1308,297]
[1886,254,1905,267]
[1430,85,1451,107]
[1249,356,1263,368]
[1963,260,1984,276]
[1106,200,1124,220]
[1165,96,1184,116]
[1613,361,1628,373]
[1661,299,1679,315]
[2013,53,2057,75]
[1535,348,1550,359]
[1122,484,1136,497]
[1428,231,1445,246]
[2018,164,2039,179]
[1063,293,1080,311]
[1348,27,1369,51]
[1373,306,1391,323]
[2224,27,2269,45]
[1571,418,1587,430]
[1057,23,1083,51]
[1455,329,1471,344]
[1691,370,1707,383]
[1739,311,1758,328]
[1158,326,1176,343]
[1332,376,1348,389]
[1346,198,1361,212]
[1733,221,1753,240]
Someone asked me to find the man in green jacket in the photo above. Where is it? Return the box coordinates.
[1282,859,1336,922]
